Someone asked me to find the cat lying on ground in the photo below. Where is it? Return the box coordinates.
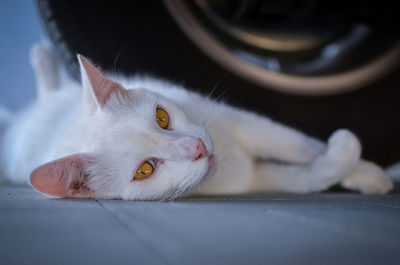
[0,43,393,200]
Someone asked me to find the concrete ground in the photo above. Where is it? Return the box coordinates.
[1,3,400,265]
[1,185,400,265]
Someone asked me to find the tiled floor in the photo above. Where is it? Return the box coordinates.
[1,185,400,265]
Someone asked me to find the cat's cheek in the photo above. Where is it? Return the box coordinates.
[204,155,216,180]
[187,157,212,185]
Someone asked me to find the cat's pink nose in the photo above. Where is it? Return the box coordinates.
[193,139,208,160]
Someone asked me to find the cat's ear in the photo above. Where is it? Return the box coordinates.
[30,154,94,198]
[77,55,129,112]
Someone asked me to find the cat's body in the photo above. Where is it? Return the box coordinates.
[0,44,394,200]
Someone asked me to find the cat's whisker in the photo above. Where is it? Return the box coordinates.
[160,184,178,202]
[212,87,231,104]
[112,51,122,77]
[200,87,231,126]
[160,190,170,202]
[199,99,216,126]
[170,187,180,202]
[200,101,218,126]
[206,80,221,101]
[199,79,225,125]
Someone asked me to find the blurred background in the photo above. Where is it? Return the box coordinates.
[0,0,41,111]
[1,0,400,166]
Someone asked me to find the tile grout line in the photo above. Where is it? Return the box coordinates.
[95,199,171,265]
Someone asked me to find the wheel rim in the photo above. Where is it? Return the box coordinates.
[164,0,400,95]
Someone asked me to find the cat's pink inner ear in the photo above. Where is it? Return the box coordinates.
[78,55,128,108]
[30,154,92,198]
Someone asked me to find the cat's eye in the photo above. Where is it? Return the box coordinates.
[133,161,154,180]
[156,107,170,129]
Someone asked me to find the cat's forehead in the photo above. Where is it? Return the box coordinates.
[123,88,188,122]
[122,88,171,111]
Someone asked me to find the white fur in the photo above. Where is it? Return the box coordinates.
[0,44,393,200]
[387,162,400,181]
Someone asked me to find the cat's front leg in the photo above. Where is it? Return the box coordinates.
[340,160,393,194]
[232,108,325,163]
[251,130,361,193]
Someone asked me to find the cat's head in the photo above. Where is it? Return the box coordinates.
[30,56,214,200]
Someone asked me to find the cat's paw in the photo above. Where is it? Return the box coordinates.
[324,129,361,176]
[341,160,394,195]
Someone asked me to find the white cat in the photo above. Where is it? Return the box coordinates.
[0,44,394,200]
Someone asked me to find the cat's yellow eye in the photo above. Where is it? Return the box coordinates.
[134,161,154,180]
[156,107,170,129]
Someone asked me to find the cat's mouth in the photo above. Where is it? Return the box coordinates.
[205,154,215,178]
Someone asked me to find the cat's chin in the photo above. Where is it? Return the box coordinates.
[203,154,216,181]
